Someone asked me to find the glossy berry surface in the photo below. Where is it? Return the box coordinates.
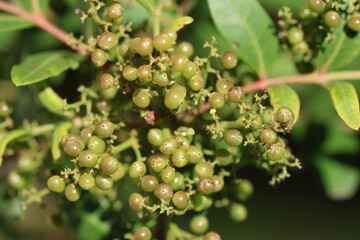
[141,175,158,192]
[153,34,173,51]
[230,203,248,222]
[194,162,214,178]
[324,11,341,28]
[78,150,98,168]
[47,175,65,193]
[95,120,114,138]
[172,191,189,210]
[190,215,209,235]
[132,89,151,108]
[100,155,119,174]
[147,128,164,147]
[136,38,153,56]
[95,173,113,190]
[259,129,277,145]
[287,27,304,44]
[87,136,106,154]
[123,65,138,81]
[129,161,147,178]
[154,183,173,201]
[277,107,295,124]
[181,61,197,79]
[197,177,215,195]
[129,193,143,211]
[91,49,107,67]
[137,65,152,83]
[65,184,81,202]
[209,92,225,109]
[78,173,95,190]
[162,28,177,42]
[175,41,194,57]
[98,32,118,50]
[134,226,152,240]
[107,3,123,20]
[171,54,188,72]
[308,0,325,13]
[203,232,222,240]
[228,86,245,103]
[224,129,243,146]
[348,15,360,32]
[221,51,237,69]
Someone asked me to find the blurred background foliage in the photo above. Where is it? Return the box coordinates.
[0,0,359,239]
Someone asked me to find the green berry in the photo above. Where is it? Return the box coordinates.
[190,215,209,235]
[161,166,176,183]
[132,89,151,108]
[148,153,168,172]
[107,3,123,19]
[187,145,204,164]
[228,86,245,103]
[308,0,325,13]
[169,172,184,191]
[47,175,65,193]
[181,61,197,79]
[216,79,233,94]
[137,65,152,83]
[172,191,189,210]
[78,150,98,168]
[129,38,141,54]
[96,99,110,112]
[95,120,114,138]
[175,41,194,57]
[95,173,113,190]
[8,170,25,189]
[63,141,83,157]
[171,54,188,72]
[99,73,115,90]
[259,129,277,145]
[209,92,225,109]
[147,128,164,147]
[267,145,286,161]
[261,109,273,124]
[164,85,187,110]
[197,177,215,195]
[153,70,169,87]
[221,51,237,69]
[175,136,190,150]
[234,179,254,201]
[292,41,309,55]
[213,175,224,192]
[348,15,360,32]
[18,152,37,172]
[129,161,147,178]
[78,173,95,190]
[162,28,177,42]
[87,136,106,154]
[230,203,248,222]
[80,127,94,144]
[194,162,214,178]
[153,34,173,51]
[123,65,138,81]
[188,75,204,91]
[215,148,233,166]
[277,107,295,124]
[204,232,222,240]
[159,138,177,155]
[224,129,243,146]
[154,183,173,201]
[324,11,341,28]
[100,155,119,174]
[171,149,188,168]
[287,27,304,45]
[98,32,118,50]
[65,184,81,202]
[0,101,12,117]
[136,38,153,56]
[91,49,107,67]
[134,226,152,240]
[110,162,126,181]
[129,193,143,211]
[141,175,158,192]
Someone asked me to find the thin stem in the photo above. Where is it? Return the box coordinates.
[152,0,164,36]
[111,137,138,155]
[0,2,87,56]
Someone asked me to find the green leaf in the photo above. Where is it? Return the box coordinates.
[169,16,194,31]
[267,85,300,122]
[207,0,279,76]
[315,155,360,201]
[325,82,360,130]
[123,0,150,29]
[321,124,359,155]
[11,51,83,86]
[14,0,50,12]
[135,0,155,11]
[0,13,34,32]
[78,212,111,240]
[315,26,360,71]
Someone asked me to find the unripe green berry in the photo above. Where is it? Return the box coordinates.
[187,145,204,164]
[95,120,114,138]
[308,0,325,13]
[190,215,209,235]
[229,203,248,222]
[259,129,277,145]
[78,173,95,190]
[132,89,151,108]
[129,193,143,211]
[159,138,177,155]
[129,161,147,178]
[147,128,164,147]
[99,73,115,90]
[287,27,304,45]
[100,155,119,174]
[161,166,176,183]
[228,86,245,103]
[87,136,106,154]
[141,175,158,192]
[0,101,12,117]
[188,75,204,91]
[216,79,233,94]
[171,54,188,71]
[197,177,215,195]
[65,184,81,202]
[153,70,169,87]
[91,49,107,67]
[348,15,360,32]
[292,41,309,55]
[221,51,237,69]
[47,175,65,193]
[224,129,243,146]
[123,65,138,81]
[95,173,113,190]
[209,92,225,109]
[277,107,295,124]
[136,38,154,56]
[172,191,189,210]
[164,85,187,110]
[175,41,194,57]
[204,232,222,240]
[153,34,173,51]
[134,226,152,240]
[98,32,118,50]
[154,183,173,201]
[234,179,254,201]
[267,145,286,161]
[194,162,214,178]
[324,11,341,28]
[162,28,177,42]
[181,61,197,79]
[171,149,188,168]
[107,3,123,20]
[148,154,168,172]
[129,38,141,54]
[137,65,152,83]
[78,150,98,168]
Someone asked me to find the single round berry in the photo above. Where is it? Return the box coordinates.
[348,15,360,32]
[47,175,65,193]
[153,70,169,87]
[215,148,233,166]
[169,172,184,191]
[147,128,165,147]
[187,145,204,164]
[91,49,107,67]
[96,100,110,113]
[95,173,113,190]
[107,3,123,19]
[141,175,158,192]
[63,141,83,157]
[224,129,243,146]
[175,136,190,150]
[129,38,141,54]
[216,79,233,94]
[324,11,341,28]
[234,179,254,201]
[197,177,215,195]
[148,154,168,172]
[308,0,325,13]
[204,232,222,240]
[175,41,194,57]
[171,149,188,168]
[194,162,214,178]
[221,51,237,69]
[299,5,313,20]
[190,215,209,235]
[18,153,37,172]
[228,86,245,103]
[132,89,151,108]
[292,41,309,55]
[87,136,106,154]
[229,203,248,222]
[65,184,81,202]
[172,191,189,210]
[213,175,224,192]
[277,107,295,124]
[188,75,204,91]
[110,162,126,181]
[154,183,173,201]
[171,54,188,71]
[78,150,98,168]
[99,73,115,90]
[162,28,177,42]
[261,109,273,124]
[8,170,25,189]
[78,173,95,190]
[80,127,94,143]
[267,145,286,161]
[259,129,277,145]
[181,61,197,79]
[164,85,187,110]
[136,38,154,56]
[100,155,119,174]
[98,32,118,50]
[129,193,143,211]
[159,138,177,155]
[287,27,304,45]
[134,226,152,240]
[123,65,138,81]
[0,101,12,117]
[153,34,173,51]
[137,65,152,83]
[209,92,225,109]
[95,120,114,138]
[161,166,176,183]
[129,161,147,178]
